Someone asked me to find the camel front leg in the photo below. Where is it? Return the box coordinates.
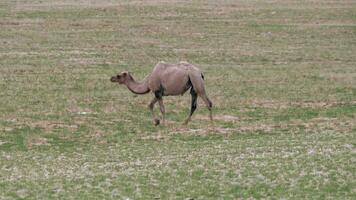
[148,97,159,126]
[154,89,165,125]
[158,99,165,125]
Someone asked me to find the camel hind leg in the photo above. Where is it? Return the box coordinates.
[189,72,213,123]
[184,88,198,125]
[200,94,213,122]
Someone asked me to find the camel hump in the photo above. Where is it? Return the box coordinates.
[154,61,169,69]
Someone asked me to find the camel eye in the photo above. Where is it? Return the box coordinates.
[117,75,120,78]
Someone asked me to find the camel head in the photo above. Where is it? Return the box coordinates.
[110,71,130,84]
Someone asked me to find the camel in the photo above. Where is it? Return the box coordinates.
[110,61,213,125]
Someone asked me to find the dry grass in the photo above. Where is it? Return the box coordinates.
[0,0,355,199]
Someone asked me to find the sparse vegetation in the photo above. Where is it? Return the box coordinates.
[0,0,355,199]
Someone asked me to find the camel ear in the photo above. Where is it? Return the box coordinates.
[122,72,128,77]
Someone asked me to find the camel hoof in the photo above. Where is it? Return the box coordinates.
[154,119,160,126]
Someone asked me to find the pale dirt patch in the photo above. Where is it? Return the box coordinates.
[169,126,236,135]
[0,21,20,26]
[13,0,356,11]
[195,114,239,122]
[159,117,354,137]
[66,102,95,115]
[236,124,285,133]
[162,119,177,126]
[83,129,107,139]
[68,58,99,66]
[140,134,166,141]
[26,136,50,149]
[243,100,290,109]
[236,117,353,134]
[0,50,98,57]
[12,0,184,12]
[30,120,78,132]
[16,189,28,199]
[103,103,119,114]
[242,100,356,109]
[4,127,14,132]
[294,101,356,108]
[0,140,7,146]
[0,18,44,28]
[302,118,354,133]
[83,130,109,144]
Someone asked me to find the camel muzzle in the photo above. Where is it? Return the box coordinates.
[110,77,117,82]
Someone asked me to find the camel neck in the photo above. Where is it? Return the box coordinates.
[125,76,150,94]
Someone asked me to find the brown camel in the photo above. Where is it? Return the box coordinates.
[110,61,213,125]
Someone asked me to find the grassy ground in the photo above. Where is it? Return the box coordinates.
[0,0,355,199]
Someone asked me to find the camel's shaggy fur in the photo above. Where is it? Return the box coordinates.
[111,61,213,125]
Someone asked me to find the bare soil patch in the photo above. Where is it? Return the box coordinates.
[242,100,356,109]
[155,117,355,138]
[30,120,78,132]
[26,136,50,149]
[195,114,239,122]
